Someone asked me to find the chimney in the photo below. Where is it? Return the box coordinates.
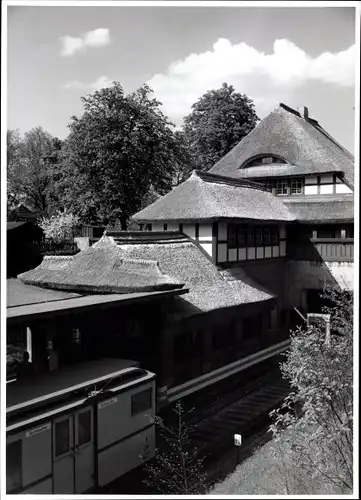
[303,106,309,119]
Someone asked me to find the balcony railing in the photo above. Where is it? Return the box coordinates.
[287,238,354,262]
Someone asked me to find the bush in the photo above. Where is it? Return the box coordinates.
[39,210,80,243]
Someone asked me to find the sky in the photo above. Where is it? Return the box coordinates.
[7,3,357,152]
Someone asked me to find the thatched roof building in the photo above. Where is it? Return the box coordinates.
[109,232,275,315]
[18,235,185,294]
[133,170,294,223]
[209,103,354,188]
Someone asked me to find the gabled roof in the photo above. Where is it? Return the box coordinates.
[110,232,276,315]
[132,170,295,223]
[17,235,184,294]
[210,104,354,188]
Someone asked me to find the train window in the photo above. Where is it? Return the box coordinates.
[6,440,22,492]
[131,388,152,416]
[55,419,70,457]
[78,410,91,446]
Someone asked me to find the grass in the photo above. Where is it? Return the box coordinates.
[209,429,348,496]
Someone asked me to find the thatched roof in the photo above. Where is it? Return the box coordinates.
[210,104,354,188]
[133,170,295,223]
[111,232,275,315]
[17,235,185,294]
[284,196,354,223]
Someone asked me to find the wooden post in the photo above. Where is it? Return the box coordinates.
[26,327,32,362]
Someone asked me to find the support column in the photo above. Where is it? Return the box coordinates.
[26,327,33,362]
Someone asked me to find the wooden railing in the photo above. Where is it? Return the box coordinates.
[287,238,354,262]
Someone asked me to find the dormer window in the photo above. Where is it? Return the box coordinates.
[244,155,287,168]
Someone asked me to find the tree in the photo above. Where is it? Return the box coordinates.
[7,127,63,216]
[182,83,259,171]
[144,402,207,494]
[269,287,353,493]
[39,209,80,242]
[59,82,179,228]
[171,130,195,187]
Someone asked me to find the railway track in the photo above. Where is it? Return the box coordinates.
[100,365,290,494]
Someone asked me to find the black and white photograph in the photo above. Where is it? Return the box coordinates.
[1,1,358,497]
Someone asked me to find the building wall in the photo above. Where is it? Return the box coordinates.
[151,222,214,258]
[304,174,352,195]
[216,222,287,265]
[285,260,354,309]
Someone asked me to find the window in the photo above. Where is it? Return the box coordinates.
[270,226,279,245]
[145,224,152,231]
[72,328,81,345]
[291,178,304,194]
[246,156,287,168]
[163,223,168,231]
[276,179,288,195]
[227,224,237,249]
[317,227,337,238]
[7,440,22,492]
[78,410,91,446]
[346,226,354,238]
[55,419,71,457]
[255,227,263,246]
[262,227,271,245]
[247,227,255,246]
[263,179,274,192]
[237,226,246,247]
[131,388,152,416]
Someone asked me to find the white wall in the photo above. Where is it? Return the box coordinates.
[304,174,352,195]
[182,223,195,239]
[335,184,352,194]
[304,185,318,195]
[198,223,213,257]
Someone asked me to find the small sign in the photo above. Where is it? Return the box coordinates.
[234,433,242,447]
[26,423,51,438]
[98,397,118,409]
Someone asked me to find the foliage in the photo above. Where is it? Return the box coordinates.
[39,210,80,243]
[171,130,195,186]
[182,83,259,171]
[144,402,207,494]
[59,82,180,227]
[7,127,63,217]
[269,287,353,493]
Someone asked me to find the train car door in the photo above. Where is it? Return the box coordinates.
[74,406,94,493]
[53,414,74,493]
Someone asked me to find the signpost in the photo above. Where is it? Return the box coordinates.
[234,433,242,465]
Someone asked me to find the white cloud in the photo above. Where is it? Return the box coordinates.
[147,38,355,126]
[63,76,113,90]
[60,28,110,56]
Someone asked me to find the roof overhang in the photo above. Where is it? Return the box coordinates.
[7,288,189,325]
[134,216,295,224]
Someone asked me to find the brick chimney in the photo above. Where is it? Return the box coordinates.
[303,106,309,119]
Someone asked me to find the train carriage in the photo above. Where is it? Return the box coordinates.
[6,358,156,494]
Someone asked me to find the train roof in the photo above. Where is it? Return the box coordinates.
[6,358,147,414]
